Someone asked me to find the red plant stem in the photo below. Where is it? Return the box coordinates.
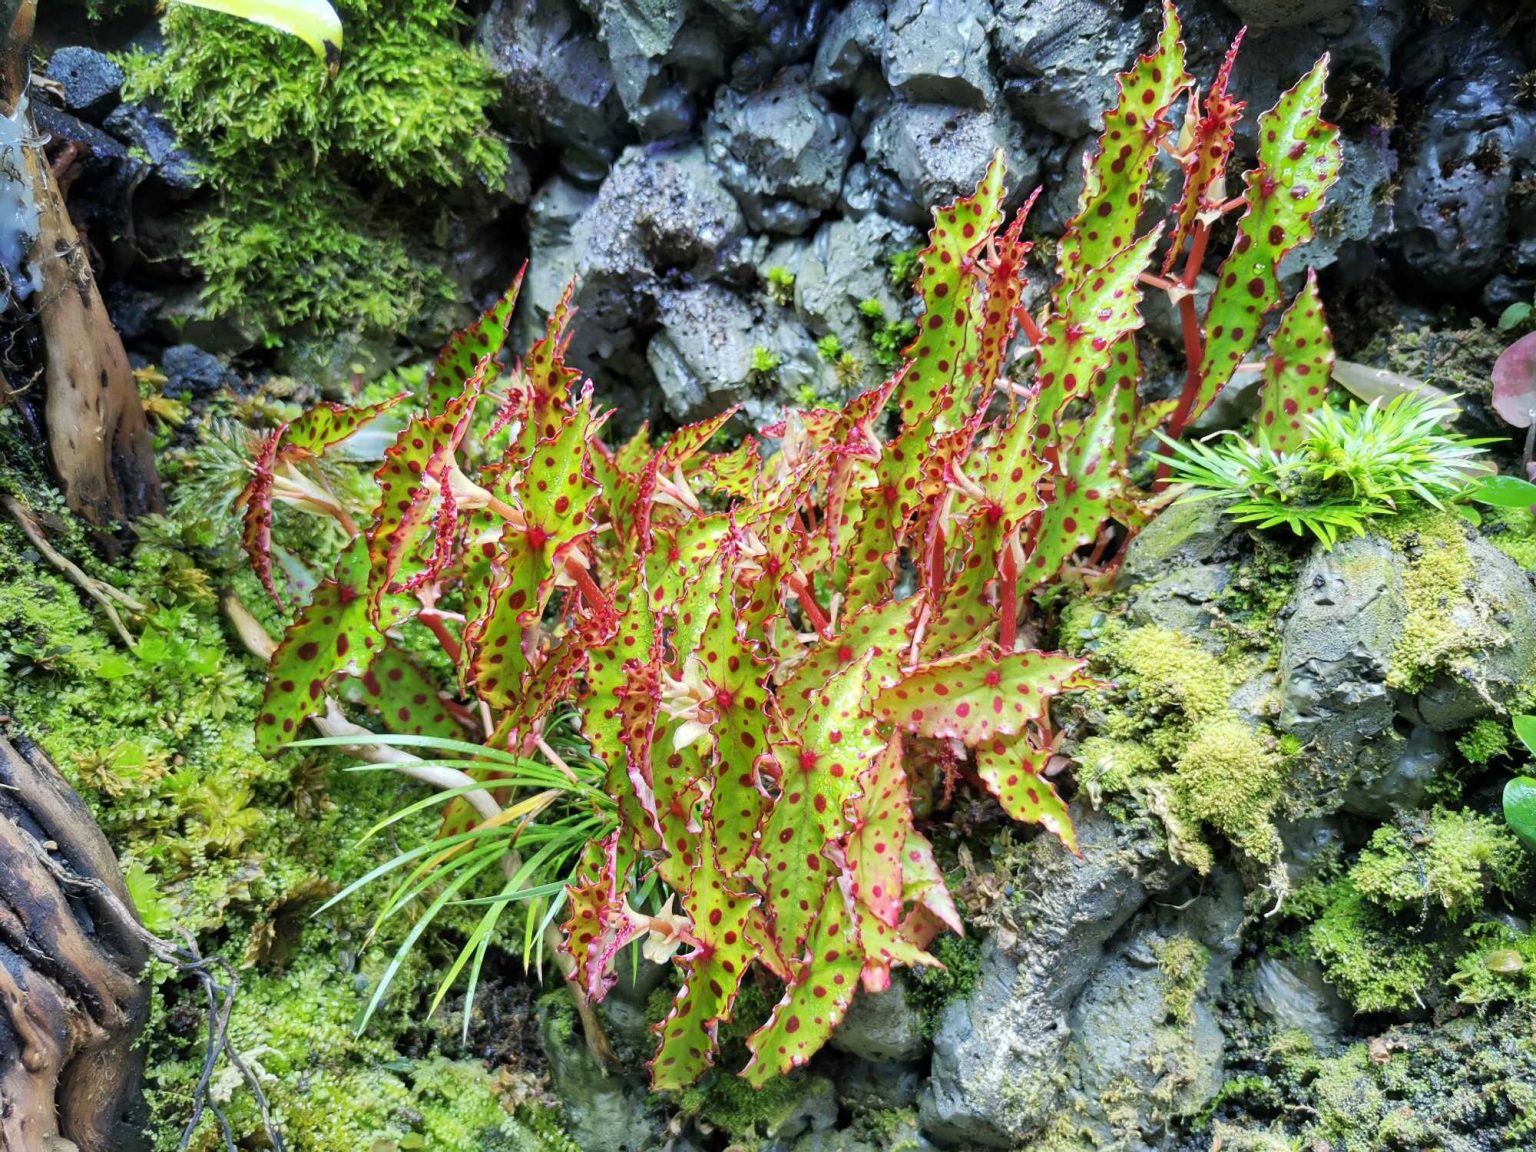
[1158,219,1217,483]
[1018,307,1045,348]
[563,555,612,619]
[419,608,462,664]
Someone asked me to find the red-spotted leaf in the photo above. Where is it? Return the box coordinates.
[425,270,524,417]
[972,729,1077,852]
[844,733,910,927]
[1193,56,1340,425]
[1255,270,1334,450]
[1163,28,1245,275]
[255,540,405,755]
[650,799,760,1091]
[285,395,408,457]
[876,645,1093,747]
[1057,1,1190,292]
[896,152,1006,428]
[740,878,863,1086]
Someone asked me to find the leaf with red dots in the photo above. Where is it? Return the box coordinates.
[740,877,864,1086]
[1026,336,1140,586]
[365,369,486,614]
[344,642,459,740]
[894,152,1006,429]
[425,270,524,417]
[1034,227,1162,435]
[463,526,546,705]
[255,540,408,756]
[776,596,919,732]
[965,391,1050,537]
[1057,1,1190,292]
[1162,28,1245,275]
[900,827,962,938]
[516,279,583,447]
[1193,56,1340,424]
[972,729,1077,853]
[875,645,1093,749]
[241,427,286,606]
[757,649,883,955]
[560,830,639,1003]
[843,733,910,927]
[1254,270,1335,451]
[650,798,760,1091]
[284,394,409,457]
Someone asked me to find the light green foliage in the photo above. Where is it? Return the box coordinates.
[1161,393,1491,548]
[748,345,783,383]
[815,333,844,362]
[122,0,508,343]
[764,267,796,307]
[1071,624,1289,898]
[1351,811,1522,916]
[886,246,922,291]
[1306,809,1531,1013]
[1458,717,1511,764]
[0,502,569,1149]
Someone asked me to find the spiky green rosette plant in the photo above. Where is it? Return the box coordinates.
[238,3,1340,1088]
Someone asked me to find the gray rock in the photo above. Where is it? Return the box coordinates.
[794,1113,940,1152]
[790,211,921,346]
[812,0,886,92]
[863,101,1034,225]
[883,0,995,107]
[919,806,1182,1147]
[1278,535,1401,760]
[101,101,200,193]
[704,68,854,235]
[1220,0,1357,33]
[538,998,662,1152]
[647,281,821,424]
[1277,131,1395,280]
[569,144,747,369]
[829,1056,926,1110]
[1250,956,1352,1048]
[831,973,928,1061]
[592,0,727,137]
[477,0,628,184]
[44,47,124,122]
[990,0,1139,137]
[1117,500,1246,641]
[749,1073,839,1141]
[1391,28,1532,291]
[160,344,236,398]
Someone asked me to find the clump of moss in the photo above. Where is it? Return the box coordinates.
[1154,935,1210,1028]
[886,246,923,291]
[856,298,918,369]
[910,933,983,1036]
[1070,626,1291,901]
[121,0,509,346]
[1458,716,1511,765]
[764,266,796,307]
[1376,511,1487,692]
[1305,809,1532,1013]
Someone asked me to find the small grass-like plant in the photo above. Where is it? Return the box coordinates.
[1161,393,1493,548]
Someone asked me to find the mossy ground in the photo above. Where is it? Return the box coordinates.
[0,489,567,1149]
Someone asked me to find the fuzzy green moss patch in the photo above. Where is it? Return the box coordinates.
[1070,624,1290,901]
[121,0,509,346]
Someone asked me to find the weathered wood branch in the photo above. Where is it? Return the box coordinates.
[0,732,149,1152]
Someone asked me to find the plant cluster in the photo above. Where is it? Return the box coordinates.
[239,3,1344,1088]
[122,0,508,345]
[1160,390,1493,547]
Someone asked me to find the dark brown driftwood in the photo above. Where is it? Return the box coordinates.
[0,732,148,1152]
[1,0,162,542]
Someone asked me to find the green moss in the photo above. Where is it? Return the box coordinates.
[0,490,571,1150]
[1378,511,1484,691]
[1350,809,1523,917]
[1154,936,1210,1028]
[1457,716,1511,765]
[887,247,923,292]
[764,267,796,307]
[1303,809,1531,1013]
[1072,627,1291,898]
[815,333,844,362]
[121,0,508,345]
[910,933,983,1035]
